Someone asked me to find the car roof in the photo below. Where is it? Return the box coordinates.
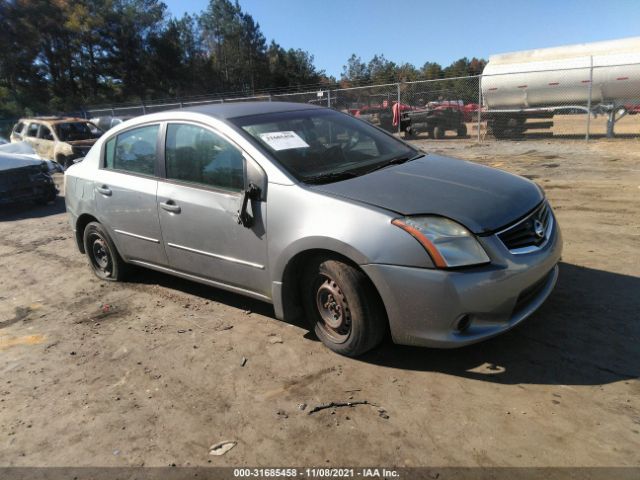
[19,117,91,125]
[180,101,323,120]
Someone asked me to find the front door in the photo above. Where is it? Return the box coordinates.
[23,123,40,153]
[156,122,269,297]
[94,123,168,266]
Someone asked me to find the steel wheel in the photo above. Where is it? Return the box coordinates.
[83,222,127,281]
[302,257,387,356]
[87,232,113,278]
[314,275,352,343]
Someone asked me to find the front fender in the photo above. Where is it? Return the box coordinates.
[55,143,73,158]
[266,183,436,321]
[271,235,370,285]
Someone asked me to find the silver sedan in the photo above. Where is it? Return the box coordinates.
[65,102,562,357]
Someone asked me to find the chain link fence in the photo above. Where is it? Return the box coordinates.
[399,76,480,140]
[272,90,325,106]
[482,66,590,140]
[81,62,640,142]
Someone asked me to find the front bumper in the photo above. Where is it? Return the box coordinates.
[0,168,57,205]
[362,220,563,348]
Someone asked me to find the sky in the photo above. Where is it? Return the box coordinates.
[163,0,640,78]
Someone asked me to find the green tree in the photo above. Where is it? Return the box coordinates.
[367,54,396,84]
[421,62,443,80]
[101,0,167,100]
[341,54,369,85]
[0,0,486,119]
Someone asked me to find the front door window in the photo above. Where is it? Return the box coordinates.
[165,123,244,191]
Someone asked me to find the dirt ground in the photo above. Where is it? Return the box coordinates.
[548,112,640,137]
[0,138,639,468]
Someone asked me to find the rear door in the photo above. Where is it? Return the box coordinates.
[94,123,168,266]
[36,125,55,159]
[156,122,269,296]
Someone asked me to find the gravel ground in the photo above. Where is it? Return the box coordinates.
[0,138,639,468]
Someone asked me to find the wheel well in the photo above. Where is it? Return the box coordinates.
[280,249,388,326]
[75,214,98,253]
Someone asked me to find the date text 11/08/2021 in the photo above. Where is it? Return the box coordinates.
[233,468,400,478]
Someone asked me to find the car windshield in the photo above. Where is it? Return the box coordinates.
[55,122,102,141]
[233,109,417,183]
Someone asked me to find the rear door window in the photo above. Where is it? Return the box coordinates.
[38,125,54,141]
[165,123,244,192]
[104,125,159,176]
[56,122,100,141]
[26,123,39,137]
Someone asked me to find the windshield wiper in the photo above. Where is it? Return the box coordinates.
[302,170,360,184]
[365,153,424,174]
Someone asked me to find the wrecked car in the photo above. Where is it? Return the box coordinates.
[90,116,133,132]
[65,102,562,357]
[11,117,103,169]
[0,150,57,206]
[0,141,64,173]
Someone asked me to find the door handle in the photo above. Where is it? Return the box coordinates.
[160,200,181,214]
[96,185,112,196]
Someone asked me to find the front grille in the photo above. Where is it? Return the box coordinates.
[0,165,48,203]
[498,202,552,252]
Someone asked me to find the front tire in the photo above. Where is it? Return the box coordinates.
[83,222,128,281]
[433,125,445,139]
[302,258,386,357]
[56,155,67,169]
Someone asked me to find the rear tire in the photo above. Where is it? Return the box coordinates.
[434,125,445,139]
[457,124,467,137]
[83,221,128,281]
[403,127,415,139]
[302,257,387,357]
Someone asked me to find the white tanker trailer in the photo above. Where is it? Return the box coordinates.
[481,36,640,138]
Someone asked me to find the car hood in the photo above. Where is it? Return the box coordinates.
[309,154,544,234]
[0,151,44,172]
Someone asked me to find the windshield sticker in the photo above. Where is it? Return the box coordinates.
[259,131,309,150]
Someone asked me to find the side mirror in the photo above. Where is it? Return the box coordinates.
[236,183,261,228]
[236,155,267,228]
[245,156,267,201]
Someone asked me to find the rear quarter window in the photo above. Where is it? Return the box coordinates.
[105,138,115,169]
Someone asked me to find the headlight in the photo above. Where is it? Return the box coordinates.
[392,216,490,268]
